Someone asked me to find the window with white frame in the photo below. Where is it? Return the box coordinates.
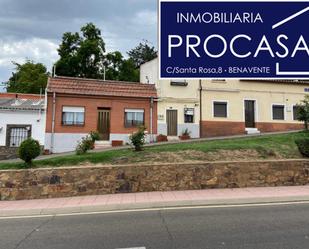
[272,105,285,120]
[213,101,228,118]
[62,106,85,126]
[125,109,144,127]
[184,108,194,123]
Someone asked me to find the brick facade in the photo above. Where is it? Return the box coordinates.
[200,121,246,137]
[200,121,304,137]
[46,93,157,135]
[256,122,304,133]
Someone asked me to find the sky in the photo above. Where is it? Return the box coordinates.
[0,0,157,91]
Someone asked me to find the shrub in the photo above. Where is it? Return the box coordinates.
[295,138,309,157]
[18,138,41,166]
[89,131,100,142]
[76,136,94,155]
[130,126,146,151]
[295,95,309,130]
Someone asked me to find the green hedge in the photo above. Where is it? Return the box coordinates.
[295,138,309,157]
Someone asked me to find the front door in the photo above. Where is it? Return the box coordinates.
[166,110,178,136]
[97,109,110,140]
[245,100,255,128]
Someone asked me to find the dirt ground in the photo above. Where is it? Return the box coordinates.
[111,149,282,165]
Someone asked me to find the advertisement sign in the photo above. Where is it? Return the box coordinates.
[159,0,309,79]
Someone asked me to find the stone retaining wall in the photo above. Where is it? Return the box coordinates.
[0,147,18,160]
[1,159,309,200]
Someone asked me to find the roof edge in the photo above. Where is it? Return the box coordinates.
[49,76,155,86]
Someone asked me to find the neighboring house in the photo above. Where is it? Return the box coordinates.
[140,59,200,138]
[140,58,306,138]
[45,76,157,153]
[0,93,46,159]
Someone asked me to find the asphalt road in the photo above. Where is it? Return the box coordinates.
[1,203,309,249]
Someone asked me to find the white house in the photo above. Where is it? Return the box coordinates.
[0,93,46,159]
[140,58,200,138]
[140,58,306,139]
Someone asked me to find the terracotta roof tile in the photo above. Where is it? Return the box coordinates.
[0,93,42,100]
[47,76,157,98]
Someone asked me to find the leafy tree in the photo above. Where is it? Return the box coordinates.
[104,51,124,80]
[119,59,139,82]
[127,41,157,68]
[105,52,139,82]
[55,23,156,82]
[6,61,49,94]
[295,95,309,130]
[55,32,81,77]
[55,23,105,79]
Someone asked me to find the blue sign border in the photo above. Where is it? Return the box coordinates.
[159,0,309,79]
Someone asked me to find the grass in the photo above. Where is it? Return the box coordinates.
[0,131,308,170]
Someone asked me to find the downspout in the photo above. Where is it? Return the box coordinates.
[38,88,42,121]
[150,97,154,143]
[199,79,202,138]
[51,91,56,153]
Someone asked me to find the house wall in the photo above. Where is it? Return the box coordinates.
[0,110,46,146]
[141,58,200,138]
[140,59,306,138]
[201,80,305,137]
[45,94,157,153]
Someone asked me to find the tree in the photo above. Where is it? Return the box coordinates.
[55,32,81,77]
[104,51,124,80]
[55,23,105,79]
[127,41,157,68]
[104,52,139,82]
[118,59,139,82]
[6,60,49,94]
[296,95,309,130]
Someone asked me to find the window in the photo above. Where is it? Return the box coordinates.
[184,108,194,123]
[213,102,227,118]
[211,79,226,83]
[293,105,301,121]
[170,79,188,86]
[272,105,285,120]
[125,109,144,127]
[6,125,31,147]
[62,106,85,126]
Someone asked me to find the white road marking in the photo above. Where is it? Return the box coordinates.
[1,200,309,220]
[272,6,309,29]
[116,247,146,249]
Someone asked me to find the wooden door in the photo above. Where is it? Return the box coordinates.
[97,109,110,140]
[245,100,255,128]
[166,110,178,136]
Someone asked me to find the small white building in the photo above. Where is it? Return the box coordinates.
[140,58,200,138]
[0,93,46,159]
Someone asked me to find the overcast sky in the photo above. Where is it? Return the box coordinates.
[0,0,157,90]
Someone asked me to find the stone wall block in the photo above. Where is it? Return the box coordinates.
[0,160,309,200]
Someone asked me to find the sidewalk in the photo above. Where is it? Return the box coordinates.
[1,185,309,217]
